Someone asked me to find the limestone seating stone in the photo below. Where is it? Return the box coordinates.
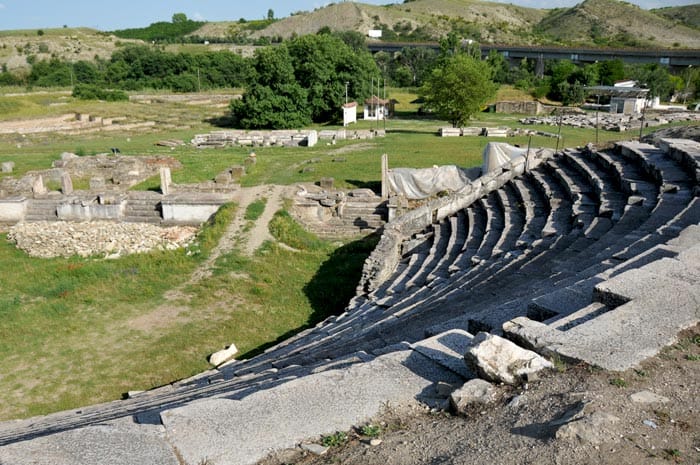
[470,194,506,263]
[427,212,467,282]
[503,238,700,371]
[562,149,627,221]
[528,170,574,237]
[491,184,526,257]
[511,177,549,248]
[403,221,451,290]
[448,201,487,273]
[542,158,597,228]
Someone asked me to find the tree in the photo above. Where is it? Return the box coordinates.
[287,34,378,122]
[172,13,188,24]
[230,45,311,129]
[267,9,274,21]
[420,54,497,127]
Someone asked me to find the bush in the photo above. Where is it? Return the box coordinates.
[72,84,128,101]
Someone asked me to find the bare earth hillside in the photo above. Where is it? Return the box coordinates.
[536,0,700,48]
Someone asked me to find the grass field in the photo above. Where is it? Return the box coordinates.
[0,87,692,420]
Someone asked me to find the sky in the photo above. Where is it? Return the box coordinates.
[0,0,696,31]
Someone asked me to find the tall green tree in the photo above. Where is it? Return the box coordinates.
[287,33,378,122]
[230,45,311,129]
[420,54,497,127]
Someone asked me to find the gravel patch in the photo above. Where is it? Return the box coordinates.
[7,221,198,258]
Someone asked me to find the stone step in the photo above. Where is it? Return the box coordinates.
[449,201,487,273]
[471,193,505,262]
[427,212,467,281]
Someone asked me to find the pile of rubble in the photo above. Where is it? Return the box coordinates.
[7,221,198,258]
[519,111,700,132]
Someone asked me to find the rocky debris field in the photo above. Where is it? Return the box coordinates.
[520,111,700,132]
[7,221,198,258]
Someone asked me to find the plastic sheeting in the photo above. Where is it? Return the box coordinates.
[481,142,528,174]
[387,165,471,200]
[481,142,554,174]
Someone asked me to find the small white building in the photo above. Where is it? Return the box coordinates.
[342,102,357,126]
[363,96,393,120]
[368,29,382,39]
[586,84,649,115]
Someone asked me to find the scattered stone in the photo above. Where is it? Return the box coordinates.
[643,419,658,429]
[7,221,198,258]
[369,439,382,446]
[60,172,73,195]
[555,410,621,444]
[214,171,232,185]
[160,167,172,195]
[301,443,328,456]
[464,332,553,385]
[630,390,670,404]
[320,177,334,190]
[1,161,14,173]
[209,343,238,367]
[89,177,106,190]
[60,152,78,160]
[348,188,377,198]
[230,165,245,180]
[450,378,496,414]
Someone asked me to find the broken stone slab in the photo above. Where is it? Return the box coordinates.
[411,329,474,379]
[449,378,496,415]
[464,332,552,385]
[209,343,238,367]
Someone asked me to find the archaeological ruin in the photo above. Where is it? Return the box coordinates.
[0,133,698,465]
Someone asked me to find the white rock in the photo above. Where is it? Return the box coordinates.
[450,378,496,414]
[630,390,670,404]
[464,332,552,385]
[555,411,621,444]
[209,343,238,366]
[301,443,328,455]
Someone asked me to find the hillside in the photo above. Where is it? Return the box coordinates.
[247,0,547,44]
[233,0,700,48]
[652,4,700,30]
[1,0,698,75]
[0,27,139,72]
[535,0,700,48]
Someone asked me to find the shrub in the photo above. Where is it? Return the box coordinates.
[72,84,128,101]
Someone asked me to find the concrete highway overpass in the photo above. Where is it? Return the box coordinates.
[367,42,700,69]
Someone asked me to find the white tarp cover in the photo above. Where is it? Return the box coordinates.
[481,142,528,174]
[388,165,471,200]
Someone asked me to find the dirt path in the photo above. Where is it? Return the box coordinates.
[162,184,291,303]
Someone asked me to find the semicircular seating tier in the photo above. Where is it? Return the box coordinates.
[1,138,698,465]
